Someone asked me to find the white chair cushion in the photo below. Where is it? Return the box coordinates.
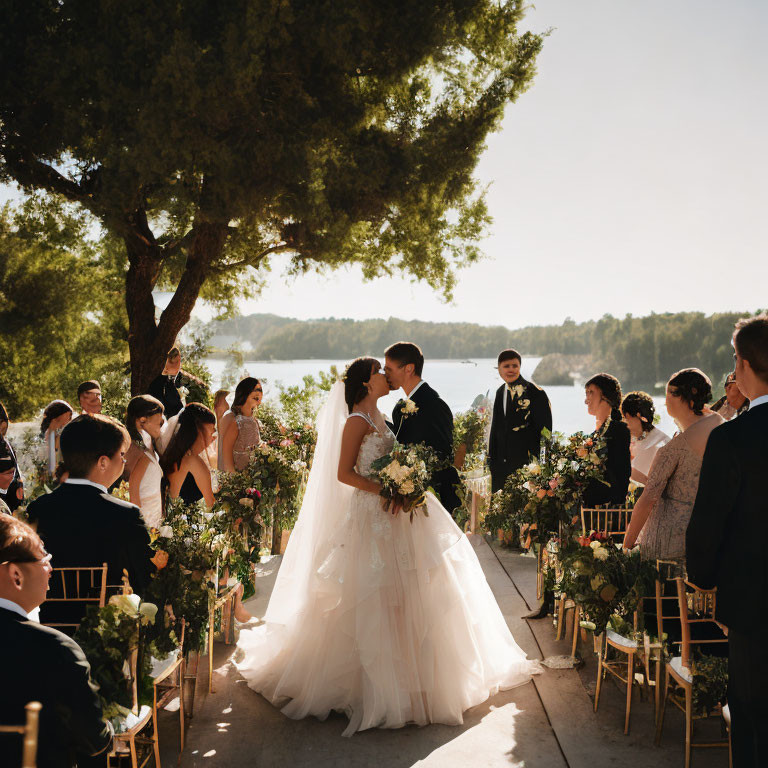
[669,655,693,683]
[113,705,152,734]
[606,628,639,649]
[150,648,180,680]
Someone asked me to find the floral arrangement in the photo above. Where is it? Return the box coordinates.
[484,430,607,546]
[74,593,166,720]
[369,441,442,521]
[453,406,489,459]
[557,532,657,636]
[144,498,219,653]
[691,652,728,716]
[15,428,54,502]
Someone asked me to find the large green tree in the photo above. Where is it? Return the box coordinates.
[0,1,542,392]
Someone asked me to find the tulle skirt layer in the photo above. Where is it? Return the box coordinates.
[236,491,541,736]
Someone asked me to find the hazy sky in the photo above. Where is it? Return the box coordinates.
[5,1,766,328]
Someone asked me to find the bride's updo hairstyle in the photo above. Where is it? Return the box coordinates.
[231,377,262,416]
[159,403,216,474]
[343,357,380,413]
[585,373,624,421]
[667,368,712,415]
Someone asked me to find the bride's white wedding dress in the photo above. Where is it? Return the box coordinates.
[236,383,541,736]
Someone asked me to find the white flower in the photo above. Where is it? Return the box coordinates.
[139,602,158,624]
[592,546,609,561]
[158,525,173,539]
[109,593,141,616]
[400,479,416,495]
[527,462,542,476]
[402,399,418,414]
[291,459,307,472]
[589,540,601,550]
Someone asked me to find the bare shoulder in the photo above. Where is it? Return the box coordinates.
[344,413,374,438]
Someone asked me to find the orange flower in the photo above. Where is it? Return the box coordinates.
[151,550,169,570]
[536,488,547,499]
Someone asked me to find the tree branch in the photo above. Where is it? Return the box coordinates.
[211,243,292,273]
[2,150,93,208]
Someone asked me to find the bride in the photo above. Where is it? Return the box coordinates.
[236,357,541,736]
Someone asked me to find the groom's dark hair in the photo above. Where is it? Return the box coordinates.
[384,342,424,377]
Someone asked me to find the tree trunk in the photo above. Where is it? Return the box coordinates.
[125,219,229,394]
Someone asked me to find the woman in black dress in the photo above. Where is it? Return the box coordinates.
[582,373,631,509]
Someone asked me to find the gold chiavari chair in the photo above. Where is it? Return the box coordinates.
[208,567,240,694]
[0,701,42,768]
[593,559,678,734]
[655,578,729,768]
[42,563,108,634]
[151,620,187,759]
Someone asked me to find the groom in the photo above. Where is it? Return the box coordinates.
[384,342,461,515]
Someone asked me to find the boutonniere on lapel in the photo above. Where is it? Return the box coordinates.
[506,383,531,431]
[399,398,419,419]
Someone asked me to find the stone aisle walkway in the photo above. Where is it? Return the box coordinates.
[157,537,727,768]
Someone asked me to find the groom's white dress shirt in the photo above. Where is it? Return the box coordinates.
[0,597,28,618]
[749,394,768,410]
[64,478,109,493]
[406,380,426,399]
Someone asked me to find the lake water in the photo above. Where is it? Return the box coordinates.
[205,357,678,438]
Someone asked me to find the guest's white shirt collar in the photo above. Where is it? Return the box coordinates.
[0,487,7,496]
[64,478,108,494]
[405,380,425,399]
[749,394,768,410]
[0,597,29,619]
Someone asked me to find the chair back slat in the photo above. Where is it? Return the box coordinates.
[0,701,42,768]
[675,577,728,670]
[581,505,633,545]
[42,563,108,633]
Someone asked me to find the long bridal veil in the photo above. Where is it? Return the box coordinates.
[256,380,353,624]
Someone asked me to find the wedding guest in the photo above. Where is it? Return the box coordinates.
[77,380,102,415]
[160,403,217,506]
[125,395,165,528]
[582,373,631,508]
[26,414,155,625]
[623,369,722,558]
[0,516,113,768]
[40,400,75,477]
[686,315,768,766]
[711,371,750,420]
[219,377,263,473]
[148,346,185,417]
[488,349,552,493]
[213,389,230,425]
[621,391,670,484]
[0,448,15,515]
[0,400,24,513]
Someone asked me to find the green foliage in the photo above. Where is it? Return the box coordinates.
[0,198,127,419]
[691,653,729,716]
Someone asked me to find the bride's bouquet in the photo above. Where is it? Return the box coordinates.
[369,441,442,521]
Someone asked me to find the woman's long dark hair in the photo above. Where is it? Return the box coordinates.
[231,377,262,416]
[39,400,74,439]
[125,395,165,442]
[343,358,380,413]
[159,403,216,475]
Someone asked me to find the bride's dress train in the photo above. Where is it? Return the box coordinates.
[236,387,541,736]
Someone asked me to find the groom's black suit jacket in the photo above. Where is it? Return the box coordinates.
[27,483,154,625]
[686,402,768,633]
[0,606,113,768]
[392,382,461,513]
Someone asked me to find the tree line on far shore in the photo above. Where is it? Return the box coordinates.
[210,309,759,393]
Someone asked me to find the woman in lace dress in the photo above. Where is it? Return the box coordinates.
[236,358,541,737]
[624,369,724,560]
[219,377,262,473]
[125,395,165,528]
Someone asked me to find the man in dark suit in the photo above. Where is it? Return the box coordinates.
[0,515,113,768]
[488,349,552,493]
[148,346,185,417]
[27,414,155,626]
[384,341,461,514]
[686,313,768,768]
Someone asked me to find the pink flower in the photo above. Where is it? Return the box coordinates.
[280,438,294,447]
[549,478,559,490]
